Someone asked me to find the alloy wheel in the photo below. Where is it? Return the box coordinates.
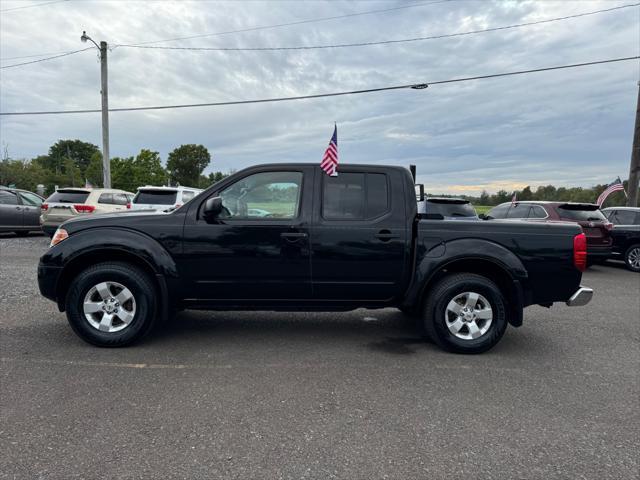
[83,281,136,333]
[445,291,493,340]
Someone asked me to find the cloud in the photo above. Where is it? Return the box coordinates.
[0,0,638,193]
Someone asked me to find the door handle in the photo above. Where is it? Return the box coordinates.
[375,229,399,242]
[15,206,22,211]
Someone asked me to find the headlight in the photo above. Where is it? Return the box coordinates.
[50,228,69,248]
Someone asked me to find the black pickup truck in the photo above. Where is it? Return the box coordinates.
[38,163,593,353]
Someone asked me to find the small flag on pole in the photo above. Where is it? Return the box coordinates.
[85,178,93,188]
[320,124,338,176]
[511,191,517,205]
[596,177,626,206]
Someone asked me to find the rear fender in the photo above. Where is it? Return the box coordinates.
[405,239,528,326]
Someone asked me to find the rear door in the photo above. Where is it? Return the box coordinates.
[310,167,409,302]
[0,190,22,230]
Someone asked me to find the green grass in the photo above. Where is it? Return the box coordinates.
[474,205,492,215]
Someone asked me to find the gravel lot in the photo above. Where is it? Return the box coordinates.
[1,233,638,479]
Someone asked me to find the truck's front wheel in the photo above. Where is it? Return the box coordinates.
[422,273,507,354]
[65,262,157,347]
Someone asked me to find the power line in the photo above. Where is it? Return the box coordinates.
[0,0,70,13]
[120,0,453,47]
[1,49,83,61]
[5,1,635,65]
[1,56,637,116]
[0,48,93,69]
[0,0,449,64]
[116,3,640,52]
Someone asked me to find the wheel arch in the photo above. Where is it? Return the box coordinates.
[50,228,178,315]
[406,240,527,327]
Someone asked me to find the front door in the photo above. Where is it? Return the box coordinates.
[181,167,314,303]
[310,168,409,303]
[17,191,43,229]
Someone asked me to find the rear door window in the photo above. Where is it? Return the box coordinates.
[506,204,531,219]
[322,173,389,220]
[133,190,177,205]
[611,210,636,225]
[487,204,509,219]
[46,190,90,204]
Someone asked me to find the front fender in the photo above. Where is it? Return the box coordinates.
[41,227,179,278]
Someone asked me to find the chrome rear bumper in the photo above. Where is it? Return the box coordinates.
[566,286,593,307]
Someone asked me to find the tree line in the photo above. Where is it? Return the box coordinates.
[462,181,633,207]
[0,139,228,195]
[0,140,634,207]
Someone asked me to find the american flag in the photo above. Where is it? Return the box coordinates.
[596,177,626,206]
[320,124,338,176]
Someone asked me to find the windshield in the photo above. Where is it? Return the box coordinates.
[133,190,177,205]
[46,190,90,204]
[426,201,477,218]
[558,207,607,222]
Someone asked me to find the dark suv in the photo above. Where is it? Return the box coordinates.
[602,207,640,272]
[418,197,479,220]
[486,201,612,264]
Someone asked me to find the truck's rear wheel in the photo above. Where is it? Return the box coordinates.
[65,262,157,347]
[422,273,507,354]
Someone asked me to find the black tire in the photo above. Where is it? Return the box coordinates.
[14,231,29,237]
[624,244,640,272]
[422,273,507,354]
[65,262,158,347]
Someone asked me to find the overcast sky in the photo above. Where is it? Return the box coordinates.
[0,0,638,194]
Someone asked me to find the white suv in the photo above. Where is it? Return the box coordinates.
[40,188,134,236]
[128,186,202,212]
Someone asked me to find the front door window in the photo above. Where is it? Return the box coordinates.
[219,171,302,220]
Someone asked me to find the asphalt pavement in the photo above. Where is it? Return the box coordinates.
[1,233,638,479]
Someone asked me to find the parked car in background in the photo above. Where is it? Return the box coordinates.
[128,186,202,212]
[486,201,613,265]
[40,188,134,236]
[0,187,44,236]
[602,207,640,272]
[418,197,479,220]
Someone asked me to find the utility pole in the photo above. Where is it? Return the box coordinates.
[628,81,640,207]
[100,41,110,188]
[81,31,110,188]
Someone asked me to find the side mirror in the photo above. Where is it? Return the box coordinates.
[203,196,223,219]
[479,214,487,220]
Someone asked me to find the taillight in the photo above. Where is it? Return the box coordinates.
[604,222,613,231]
[74,204,95,213]
[573,233,587,272]
[126,203,131,209]
[41,203,48,211]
